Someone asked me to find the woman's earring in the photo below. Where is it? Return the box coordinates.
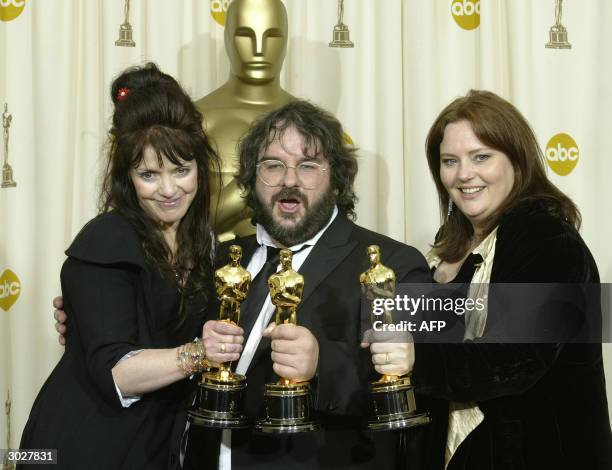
[447,199,453,218]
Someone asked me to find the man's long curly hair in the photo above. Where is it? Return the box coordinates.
[237,100,358,219]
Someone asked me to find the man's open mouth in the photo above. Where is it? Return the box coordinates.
[277,198,302,213]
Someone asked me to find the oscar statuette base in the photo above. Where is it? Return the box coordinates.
[188,372,250,429]
[115,23,136,47]
[254,382,320,434]
[2,164,16,188]
[546,26,571,49]
[367,376,430,431]
[329,24,354,48]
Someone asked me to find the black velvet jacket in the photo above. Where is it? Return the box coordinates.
[410,201,612,470]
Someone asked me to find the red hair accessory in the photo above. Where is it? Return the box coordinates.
[117,87,130,101]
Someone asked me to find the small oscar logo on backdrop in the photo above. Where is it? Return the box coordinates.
[329,0,354,48]
[0,0,25,22]
[0,269,21,312]
[4,390,15,470]
[211,0,231,27]
[115,0,135,47]
[546,0,571,49]
[545,133,579,176]
[2,103,16,188]
[451,0,480,30]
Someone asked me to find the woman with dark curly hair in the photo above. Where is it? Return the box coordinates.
[19,63,220,469]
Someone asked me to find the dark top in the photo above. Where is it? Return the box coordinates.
[185,214,432,469]
[19,212,206,470]
[411,200,612,470]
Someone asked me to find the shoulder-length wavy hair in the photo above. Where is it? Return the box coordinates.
[101,63,219,316]
[236,100,358,219]
[426,90,580,262]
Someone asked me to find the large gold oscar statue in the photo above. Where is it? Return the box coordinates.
[196,0,297,241]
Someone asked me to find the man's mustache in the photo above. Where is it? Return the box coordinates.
[270,188,308,209]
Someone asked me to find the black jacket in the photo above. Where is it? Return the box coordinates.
[19,212,205,470]
[412,201,612,470]
[186,214,431,469]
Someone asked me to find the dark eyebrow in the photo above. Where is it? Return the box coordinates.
[440,147,493,158]
[134,167,157,172]
[468,148,493,155]
[300,156,325,164]
[258,156,325,164]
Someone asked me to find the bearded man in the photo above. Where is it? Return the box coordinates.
[189,100,431,469]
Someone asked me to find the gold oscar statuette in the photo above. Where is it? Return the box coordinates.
[254,249,320,433]
[360,245,430,431]
[546,0,571,49]
[115,0,136,47]
[188,245,252,429]
[195,0,296,241]
[329,0,354,48]
[2,103,16,189]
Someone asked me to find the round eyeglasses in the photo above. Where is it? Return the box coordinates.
[256,159,328,190]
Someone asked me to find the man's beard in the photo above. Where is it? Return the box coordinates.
[253,186,336,247]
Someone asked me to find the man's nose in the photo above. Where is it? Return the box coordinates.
[282,166,299,187]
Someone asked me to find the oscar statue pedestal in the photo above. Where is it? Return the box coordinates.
[188,371,250,429]
[329,23,354,48]
[254,381,319,434]
[367,376,430,431]
[546,25,571,49]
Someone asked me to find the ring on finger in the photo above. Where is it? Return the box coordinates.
[220,343,226,354]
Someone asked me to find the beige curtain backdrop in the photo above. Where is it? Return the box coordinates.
[1,0,611,448]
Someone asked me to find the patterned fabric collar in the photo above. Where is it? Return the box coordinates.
[426,226,497,275]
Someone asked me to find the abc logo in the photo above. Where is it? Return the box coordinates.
[0,0,25,22]
[0,269,21,311]
[451,0,480,30]
[545,133,579,176]
[210,0,231,27]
